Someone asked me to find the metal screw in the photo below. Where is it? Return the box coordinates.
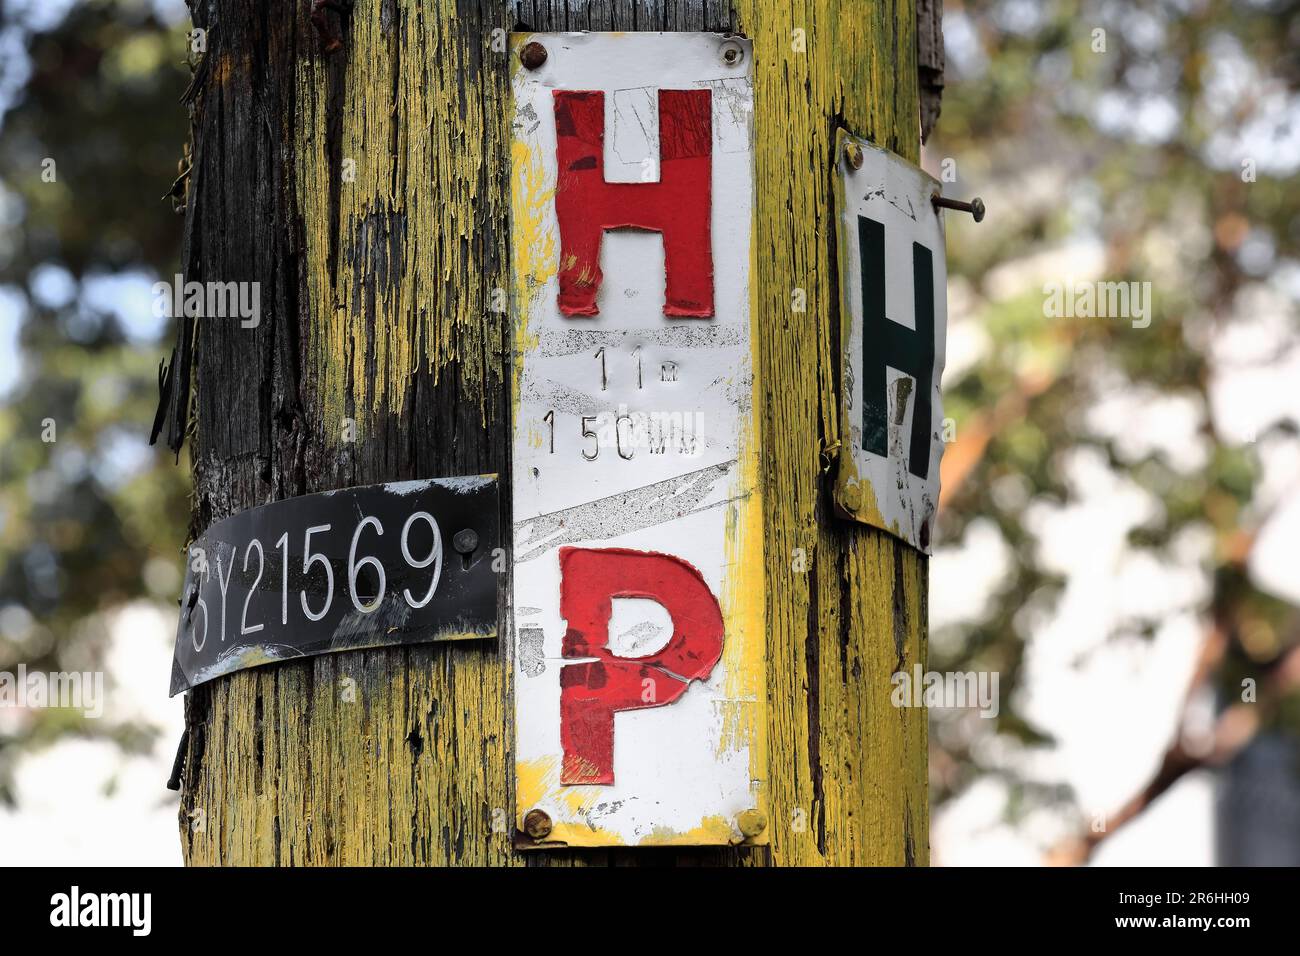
[844,141,864,171]
[452,528,478,555]
[523,808,552,840]
[931,193,985,222]
[842,481,863,512]
[721,40,744,66]
[520,41,547,70]
[737,808,767,838]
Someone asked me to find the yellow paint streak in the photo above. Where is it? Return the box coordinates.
[298,1,508,434]
[640,815,736,846]
[509,135,552,406]
[715,219,768,818]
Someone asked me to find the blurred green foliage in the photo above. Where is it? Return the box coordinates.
[0,0,192,802]
[930,0,1300,826]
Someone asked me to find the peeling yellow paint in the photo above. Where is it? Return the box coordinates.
[515,755,559,821]
[510,137,553,363]
[298,2,509,433]
[715,233,767,801]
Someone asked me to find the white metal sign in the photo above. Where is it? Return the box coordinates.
[510,32,766,848]
[832,131,948,552]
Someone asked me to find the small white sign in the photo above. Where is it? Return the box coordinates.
[832,132,949,552]
[509,32,766,848]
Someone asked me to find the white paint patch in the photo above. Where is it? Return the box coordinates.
[606,598,673,658]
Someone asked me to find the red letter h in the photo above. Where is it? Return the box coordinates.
[553,89,714,317]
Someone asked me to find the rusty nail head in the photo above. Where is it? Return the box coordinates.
[520,41,547,70]
[721,40,744,66]
[452,528,478,555]
[844,141,864,170]
[523,808,552,839]
[920,520,931,550]
[932,192,986,223]
[737,808,767,838]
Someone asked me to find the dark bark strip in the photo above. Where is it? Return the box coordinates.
[917,0,944,143]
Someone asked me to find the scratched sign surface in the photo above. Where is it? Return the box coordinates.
[510,32,766,847]
[832,131,949,553]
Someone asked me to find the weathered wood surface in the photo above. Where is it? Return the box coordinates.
[173,0,929,866]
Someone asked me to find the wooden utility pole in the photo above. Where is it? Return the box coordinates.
[172,0,932,865]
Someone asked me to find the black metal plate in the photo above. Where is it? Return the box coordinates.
[170,475,499,695]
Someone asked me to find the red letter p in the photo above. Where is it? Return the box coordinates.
[557,547,724,785]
